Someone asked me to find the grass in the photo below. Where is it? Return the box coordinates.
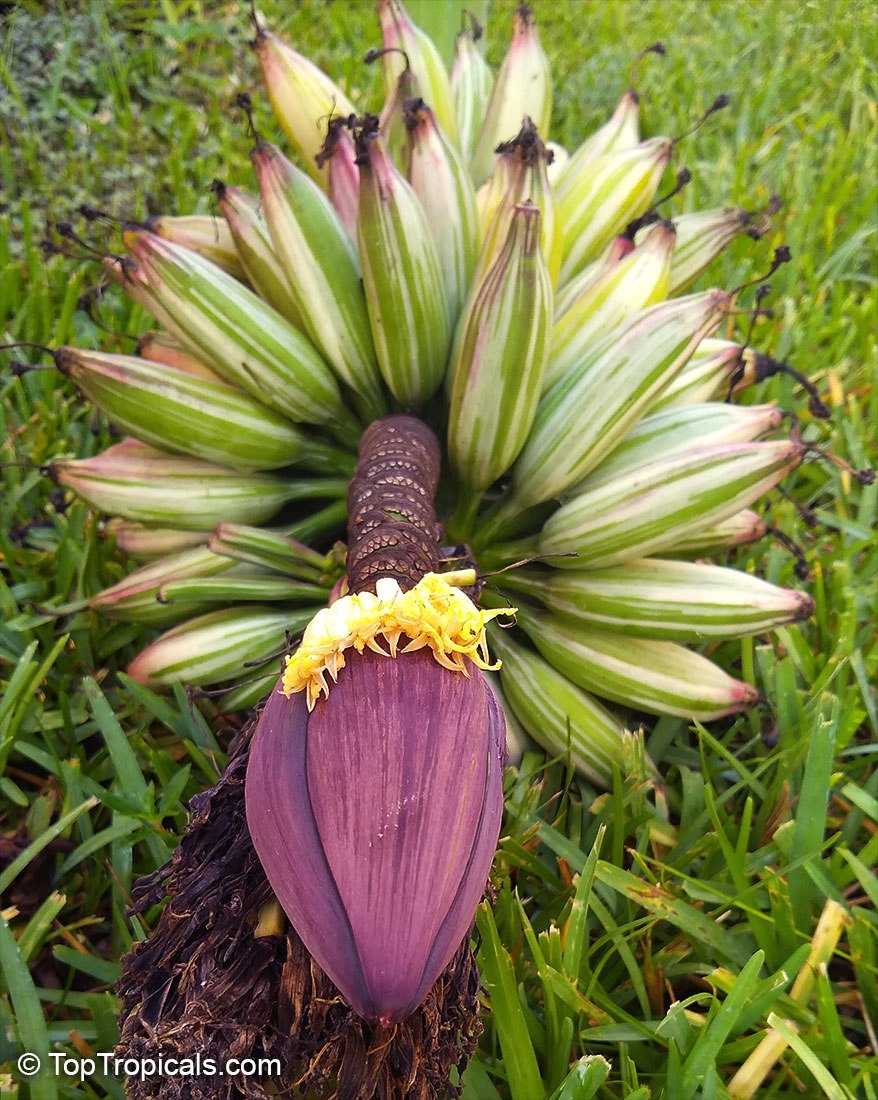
[1,0,876,1098]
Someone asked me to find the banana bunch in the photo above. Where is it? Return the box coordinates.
[40,0,821,786]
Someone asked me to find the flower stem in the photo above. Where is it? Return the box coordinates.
[477,535,541,573]
[473,492,526,546]
[446,488,484,543]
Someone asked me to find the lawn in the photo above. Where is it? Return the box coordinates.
[1,1,876,1098]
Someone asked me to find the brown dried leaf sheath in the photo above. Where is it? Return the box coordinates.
[116,419,483,1098]
[117,717,481,1099]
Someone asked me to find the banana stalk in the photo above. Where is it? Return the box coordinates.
[145,214,246,279]
[208,523,330,581]
[470,4,552,185]
[508,290,729,511]
[158,574,328,607]
[57,348,344,473]
[50,442,348,532]
[489,627,630,787]
[557,138,674,284]
[356,128,451,405]
[497,559,814,641]
[378,0,458,145]
[213,182,305,329]
[253,141,386,422]
[114,233,355,433]
[544,220,675,390]
[447,202,552,492]
[127,606,316,687]
[252,26,356,185]
[538,439,804,567]
[404,99,480,323]
[514,606,761,720]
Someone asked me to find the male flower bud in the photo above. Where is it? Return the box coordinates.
[246,574,513,1023]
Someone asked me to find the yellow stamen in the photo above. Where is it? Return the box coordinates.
[281,573,516,710]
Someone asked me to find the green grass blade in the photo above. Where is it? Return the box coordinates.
[476,902,545,1100]
[0,913,58,1100]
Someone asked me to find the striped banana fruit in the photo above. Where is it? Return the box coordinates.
[497,559,814,641]
[448,202,552,490]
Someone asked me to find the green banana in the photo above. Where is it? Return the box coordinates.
[356,126,451,405]
[450,19,494,166]
[538,439,804,567]
[509,290,729,511]
[404,99,480,324]
[145,214,246,280]
[213,182,305,329]
[89,545,248,624]
[135,331,223,381]
[104,519,207,561]
[545,220,675,390]
[571,401,784,491]
[475,118,562,286]
[252,25,355,185]
[127,606,316,687]
[115,232,355,433]
[651,339,762,411]
[514,606,761,720]
[555,88,640,196]
[57,347,344,473]
[668,509,768,555]
[557,138,673,284]
[489,627,630,787]
[157,574,327,607]
[553,235,636,319]
[470,4,552,185]
[498,559,814,641]
[50,441,348,532]
[320,120,360,241]
[253,141,385,422]
[378,0,458,145]
[447,201,552,491]
[208,523,330,581]
[662,206,756,293]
